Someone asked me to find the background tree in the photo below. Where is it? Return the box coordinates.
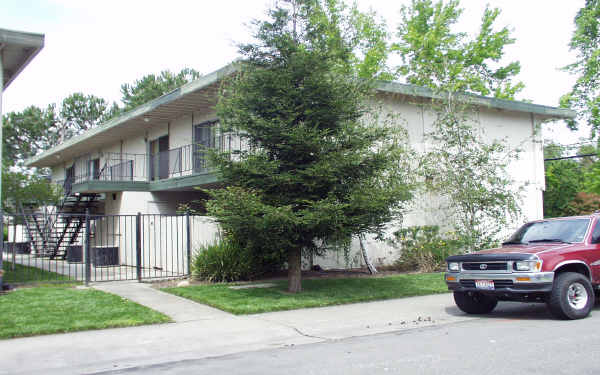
[119,68,201,112]
[561,0,600,136]
[393,0,524,99]
[2,105,58,168]
[542,142,600,217]
[2,68,202,211]
[394,0,524,250]
[543,143,585,218]
[209,0,415,292]
[1,171,60,214]
[58,93,113,142]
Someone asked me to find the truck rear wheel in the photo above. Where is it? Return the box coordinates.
[453,291,498,314]
[547,272,594,320]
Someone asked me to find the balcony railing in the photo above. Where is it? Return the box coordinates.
[61,134,242,189]
[71,152,148,184]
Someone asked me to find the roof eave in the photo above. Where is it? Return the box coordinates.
[25,63,239,168]
[26,65,574,168]
[0,28,45,89]
[375,81,576,120]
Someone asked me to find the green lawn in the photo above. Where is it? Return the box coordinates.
[2,261,71,284]
[0,285,171,339]
[162,272,448,315]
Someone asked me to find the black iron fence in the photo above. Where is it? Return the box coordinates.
[1,212,210,285]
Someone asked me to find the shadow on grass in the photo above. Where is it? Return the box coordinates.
[2,261,71,285]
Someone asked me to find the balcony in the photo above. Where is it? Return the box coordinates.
[61,135,239,194]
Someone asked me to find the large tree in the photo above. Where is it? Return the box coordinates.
[561,0,600,137]
[209,0,414,293]
[394,0,524,250]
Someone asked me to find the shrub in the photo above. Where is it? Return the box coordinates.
[191,239,285,282]
[392,226,464,272]
[564,192,600,216]
[192,240,253,282]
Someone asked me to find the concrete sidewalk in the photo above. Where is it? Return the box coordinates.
[92,281,231,322]
[0,282,542,375]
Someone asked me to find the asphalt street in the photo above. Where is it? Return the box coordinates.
[92,301,600,375]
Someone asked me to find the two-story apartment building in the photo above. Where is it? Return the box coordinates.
[24,63,575,268]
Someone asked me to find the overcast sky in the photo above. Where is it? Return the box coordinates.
[0,0,588,144]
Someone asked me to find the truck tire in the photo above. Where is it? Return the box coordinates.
[547,272,594,320]
[453,291,498,314]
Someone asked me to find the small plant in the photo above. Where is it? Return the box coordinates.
[392,226,464,272]
[191,238,285,282]
[191,240,253,282]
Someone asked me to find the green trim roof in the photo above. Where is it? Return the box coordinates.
[25,63,575,168]
[377,81,575,119]
[1,28,45,89]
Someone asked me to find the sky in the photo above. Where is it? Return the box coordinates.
[0,0,588,145]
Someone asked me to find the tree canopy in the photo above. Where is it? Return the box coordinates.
[393,0,523,99]
[394,0,524,250]
[542,142,600,217]
[561,0,600,136]
[119,68,201,112]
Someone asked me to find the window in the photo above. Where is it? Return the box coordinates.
[591,221,600,244]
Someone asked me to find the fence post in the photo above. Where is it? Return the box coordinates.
[186,212,191,277]
[11,214,16,271]
[84,209,91,286]
[0,210,4,289]
[136,212,142,282]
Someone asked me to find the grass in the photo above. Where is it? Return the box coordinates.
[2,261,71,284]
[0,284,171,339]
[162,272,448,315]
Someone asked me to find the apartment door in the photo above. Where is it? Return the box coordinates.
[89,158,100,180]
[193,122,215,173]
[150,135,170,180]
[65,165,75,195]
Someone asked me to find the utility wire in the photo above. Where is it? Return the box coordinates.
[544,153,598,162]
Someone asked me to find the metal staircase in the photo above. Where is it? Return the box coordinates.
[19,180,101,259]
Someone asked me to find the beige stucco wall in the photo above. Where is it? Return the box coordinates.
[315,95,545,269]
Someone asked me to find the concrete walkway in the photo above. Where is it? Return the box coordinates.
[92,281,230,322]
[0,282,546,375]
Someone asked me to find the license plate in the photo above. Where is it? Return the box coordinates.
[475,280,495,290]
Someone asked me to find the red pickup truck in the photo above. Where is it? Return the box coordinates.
[445,214,600,319]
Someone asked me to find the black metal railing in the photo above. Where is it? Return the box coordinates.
[1,212,205,284]
[70,152,147,184]
[60,135,242,187]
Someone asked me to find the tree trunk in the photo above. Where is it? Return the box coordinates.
[359,235,377,275]
[288,247,302,293]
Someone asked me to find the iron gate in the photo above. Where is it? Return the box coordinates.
[1,212,204,284]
